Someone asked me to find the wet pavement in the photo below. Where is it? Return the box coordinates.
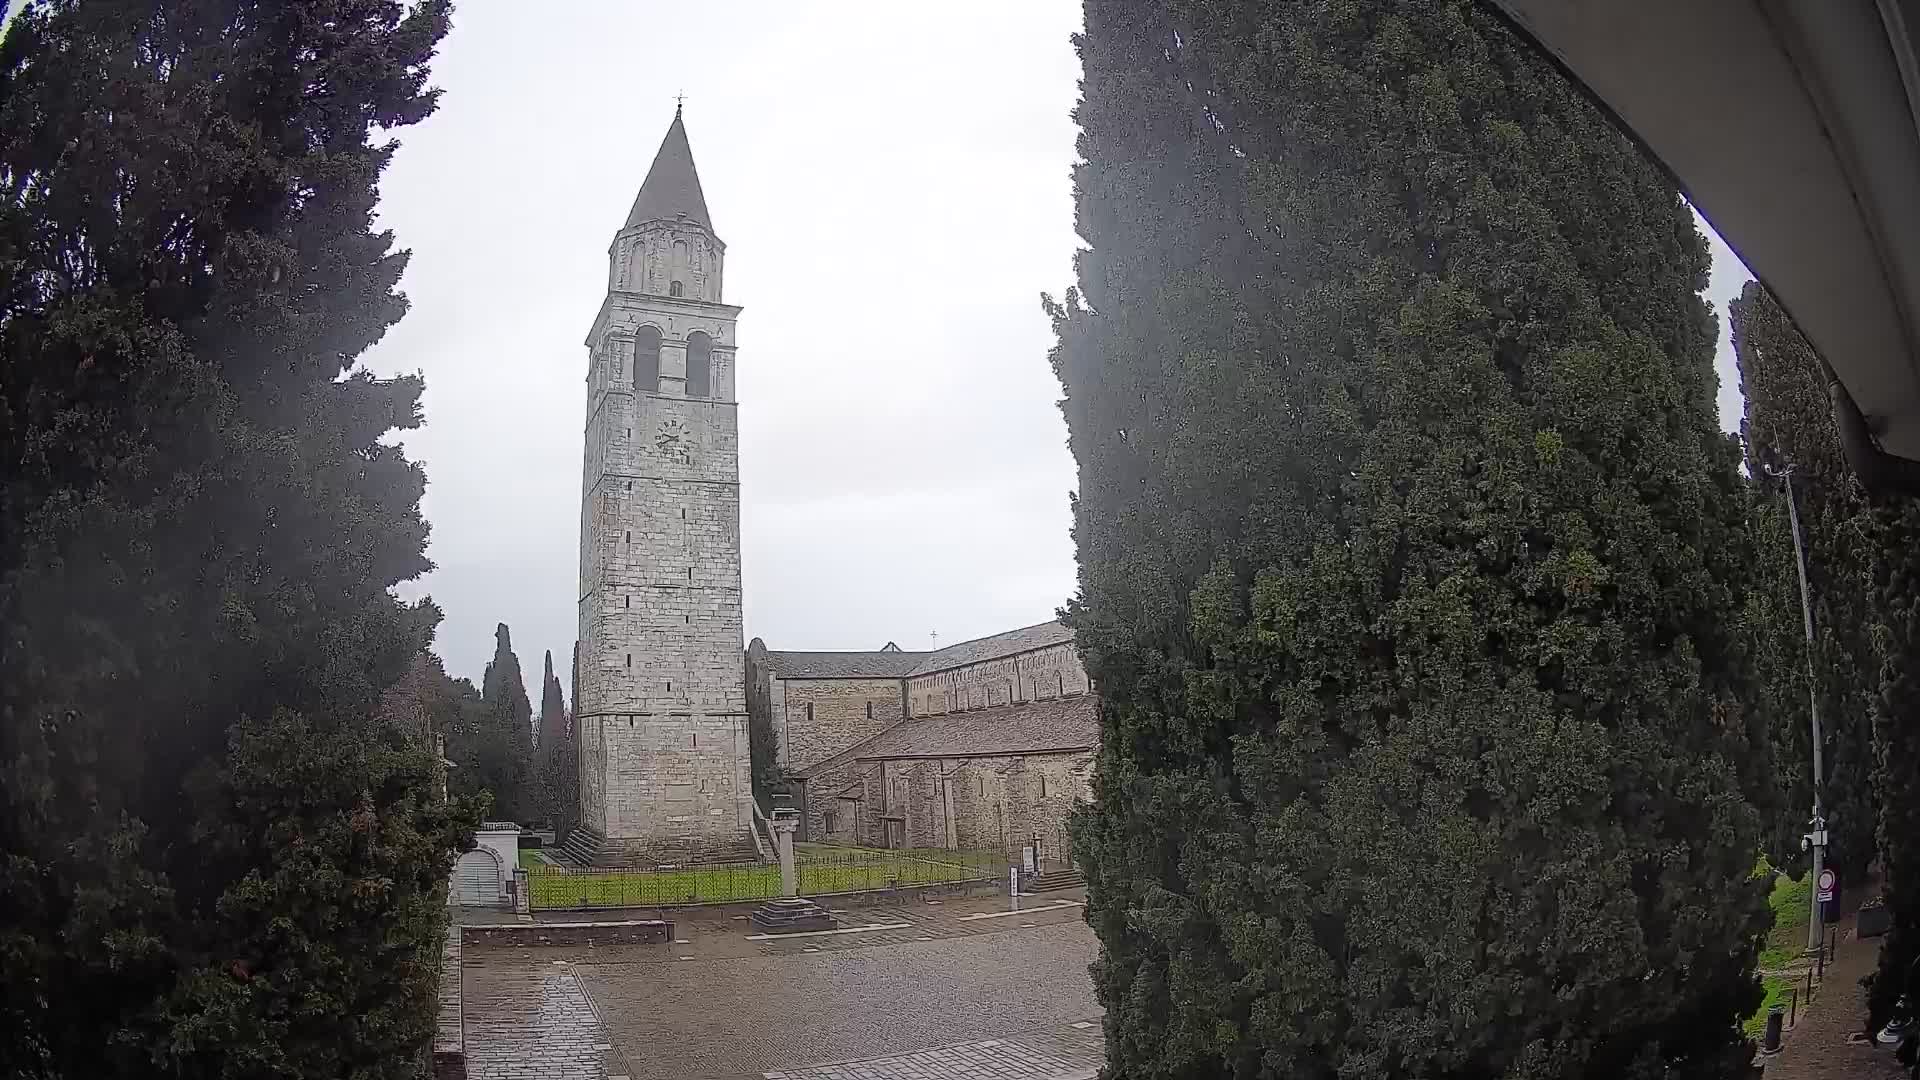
[458,891,1103,1080]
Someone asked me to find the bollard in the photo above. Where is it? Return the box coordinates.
[1761,1005,1785,1054]
[1789,988,1798,1027]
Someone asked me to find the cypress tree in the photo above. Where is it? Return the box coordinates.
[0,1,472,1075]
[1730,282,1880,880]
[463,622,533,822]
[1868,506,1920,1029]
[536,649,577,834]
[1050,2,1770,1075]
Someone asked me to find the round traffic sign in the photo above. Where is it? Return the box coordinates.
[1819,868,1836,891]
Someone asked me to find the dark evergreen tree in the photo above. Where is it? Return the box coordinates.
[1050,2,1770,1076]
[1868,505,1920,1030]
[0,1,475,1076]
[458,622,532,822]
[535,649,577,834]
[1731,282,1880,880]
[539,650,567,751]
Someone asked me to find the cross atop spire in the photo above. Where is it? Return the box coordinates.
[624,109,712,232]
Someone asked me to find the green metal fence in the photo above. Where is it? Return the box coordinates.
[525,846,1003,910]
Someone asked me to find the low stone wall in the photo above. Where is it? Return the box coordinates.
[431,931,464,1080]
[462,919,675,949]
[464,876,1004,941]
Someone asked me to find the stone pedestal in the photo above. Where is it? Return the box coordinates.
[749,895,836,933]
[748,808,834,932]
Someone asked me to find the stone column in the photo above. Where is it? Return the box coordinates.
[772,809,799,897]
[940,761,958,851]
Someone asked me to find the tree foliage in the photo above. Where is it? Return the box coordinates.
[1730,282,1880,880]
[535,649,578,835]
[0,1,475,1075]
[1867,505,1920,1029]
[447,622,533,823]
[1050,2,1770,1076]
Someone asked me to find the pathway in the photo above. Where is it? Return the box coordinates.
[1762,912,1907,1080]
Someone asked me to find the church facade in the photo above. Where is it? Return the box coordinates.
[572,113,1095,866]
[746,622,1097,866]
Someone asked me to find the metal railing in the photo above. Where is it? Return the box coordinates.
[525,847,1003,910]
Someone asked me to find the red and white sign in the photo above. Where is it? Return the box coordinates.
[1816,868,1837,903]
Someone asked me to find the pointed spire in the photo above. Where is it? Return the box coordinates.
[625,110,712,232]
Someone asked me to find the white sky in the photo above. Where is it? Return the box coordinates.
[0,1,1761,696]
[354,2,1751,692]
[371,2,1086,687]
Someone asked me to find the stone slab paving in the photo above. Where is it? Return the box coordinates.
[762,1023,1103,1080]
[457,899,1100,1080]
[579,920,1095,1079]
[461,961,621,1080]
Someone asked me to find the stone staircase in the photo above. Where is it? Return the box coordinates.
[553,826,765,868]
[558,826,607,866]
[1024,867,1085,893]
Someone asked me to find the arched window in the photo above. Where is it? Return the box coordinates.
[634,325,662,393]
[669,238,689,298]
[685,330,712,397]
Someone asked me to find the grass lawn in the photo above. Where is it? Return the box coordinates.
[525,846,1001,909]
[1759,870,1813,970]
[1744,866,1815,1036]
[1745,973,1795,1037]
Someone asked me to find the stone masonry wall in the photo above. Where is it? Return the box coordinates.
[906,641,1089,717]
[576,214,751,858]
[778,678,905,774]
[797,758,868,844]
[848,751,1092,864]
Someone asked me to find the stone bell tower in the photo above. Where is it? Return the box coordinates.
[572,107,752,863]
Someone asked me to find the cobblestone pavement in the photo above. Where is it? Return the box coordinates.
[763,1023,1103,1080]
[462,963,619,1080]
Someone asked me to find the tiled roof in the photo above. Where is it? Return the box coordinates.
[762,621,1075,681]
[796,693,1098,777]
[907,621,1075,676]
[763,650,924,679]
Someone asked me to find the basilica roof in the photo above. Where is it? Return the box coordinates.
[794,692,1098,777]
[905,620,1075,676]
[760,621,1076,682]
[761,650,924,679]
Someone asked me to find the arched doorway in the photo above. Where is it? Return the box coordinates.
[452,847,503,906]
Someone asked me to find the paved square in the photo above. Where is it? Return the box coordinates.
[459,906,1102,1080]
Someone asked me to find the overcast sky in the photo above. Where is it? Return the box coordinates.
[357,1,1753,694]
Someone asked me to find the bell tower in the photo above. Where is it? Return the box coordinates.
[574,107,752,862]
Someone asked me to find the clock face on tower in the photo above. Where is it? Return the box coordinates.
[654,417,693,464]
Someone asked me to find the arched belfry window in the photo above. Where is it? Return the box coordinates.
[634,325,662,393]
[669,280,685,297]
[685,330,712,398]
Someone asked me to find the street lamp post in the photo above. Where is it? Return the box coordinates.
[1766,462,1829,956]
